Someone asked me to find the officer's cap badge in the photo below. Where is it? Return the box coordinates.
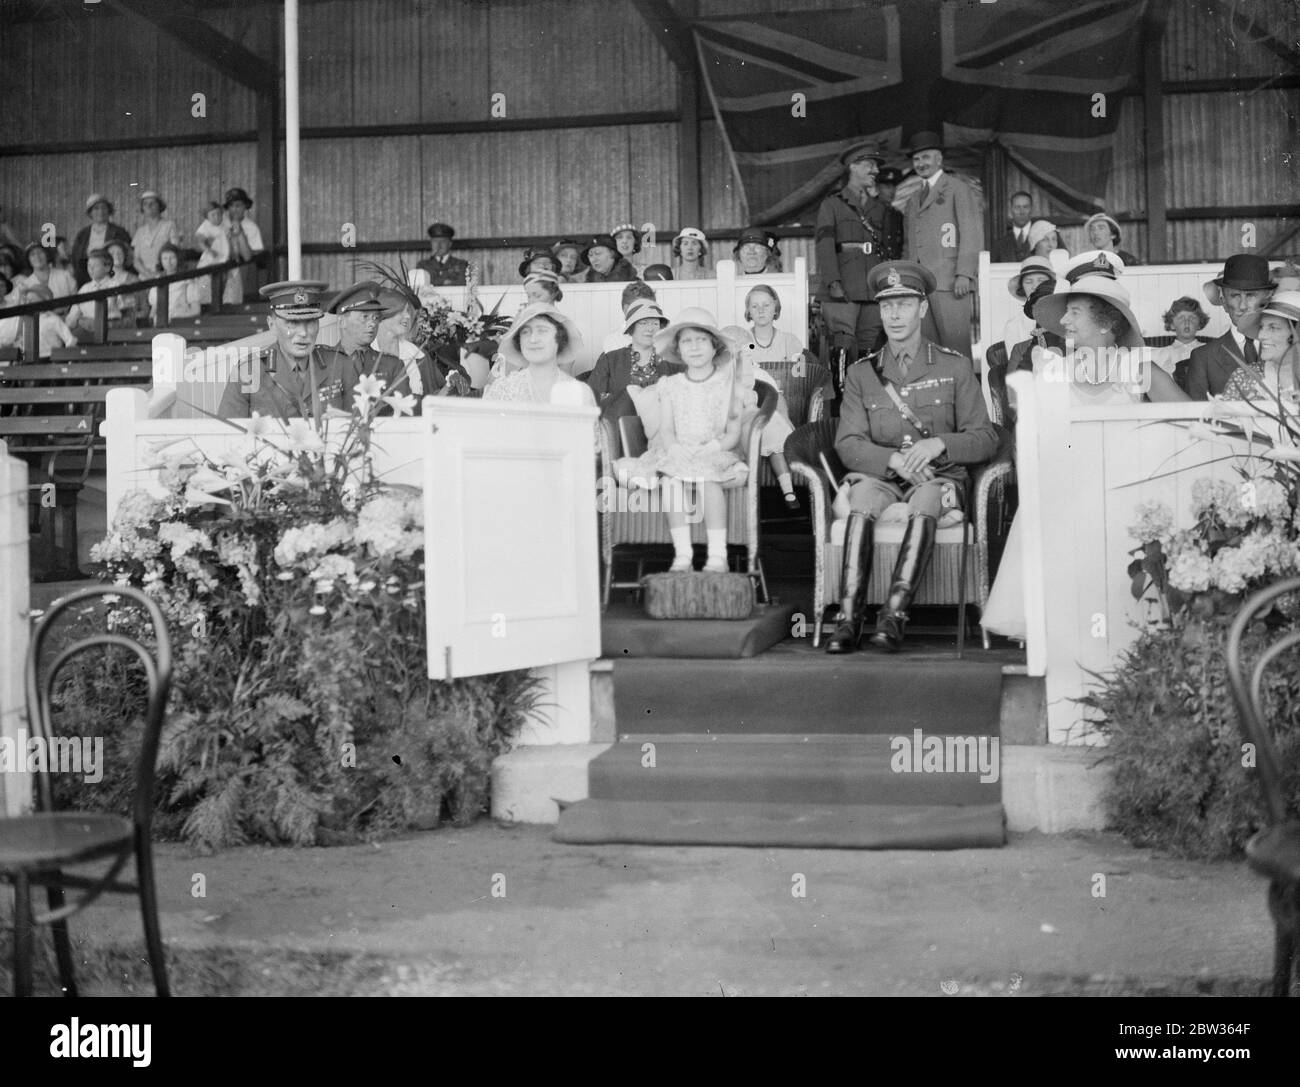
[294,289,309,304]
[886,268,901,287]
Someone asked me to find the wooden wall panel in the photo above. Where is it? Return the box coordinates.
[299,139,355,245]
[300,0,354,127]
[419,132,495,238]
[1163,0,1300,81]
[0,23,35,146]
[418,0,492,122]
[627,123,680,238]
[701,120,746,231]
[352,0,424,126]
[350,136,424,243]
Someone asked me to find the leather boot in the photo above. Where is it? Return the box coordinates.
[825,512,875,654]
[869,513,936,653]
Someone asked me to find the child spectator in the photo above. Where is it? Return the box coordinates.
[1157,296,1211,385]
[17,243,77,299]
[615,307,749,573]
[20,283,78,356]
[105,238,141,324]
[149,243,201,322]
[66,248,121,339]
[194,201,226,304]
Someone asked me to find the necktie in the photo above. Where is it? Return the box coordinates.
[1245,338,1259,366]
[897,351,910,379]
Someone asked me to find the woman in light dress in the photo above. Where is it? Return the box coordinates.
[482,303,596,408]
[981,273,1188,641]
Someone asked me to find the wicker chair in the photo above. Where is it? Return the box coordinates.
[1226,576,1300,997]
[784,417,1014,654]
[599,381,777,607]
[754,357,833,488]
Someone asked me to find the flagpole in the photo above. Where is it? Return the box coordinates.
[285,0,302,279]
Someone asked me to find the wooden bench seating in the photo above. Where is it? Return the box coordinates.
[50,344,155,362]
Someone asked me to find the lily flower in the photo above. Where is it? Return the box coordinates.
[284,418,325,454]
[382,392,418,417]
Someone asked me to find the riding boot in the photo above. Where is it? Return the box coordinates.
[869,513,937,653]
[825,512,875,654]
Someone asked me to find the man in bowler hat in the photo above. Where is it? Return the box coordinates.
[1183,254,1273,399]
[828,261,997,654]
[816,139,903,359]
[902,132,984,357]
[417,222,469,287]
[218,280,342,420]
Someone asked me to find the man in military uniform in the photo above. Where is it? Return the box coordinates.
[217,280,343,421]
[320,282,410,413]
[815,139,903,360]
[828,261,998,654]
[416,222,469,287]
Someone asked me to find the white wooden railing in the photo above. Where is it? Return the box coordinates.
[0,442,31,815]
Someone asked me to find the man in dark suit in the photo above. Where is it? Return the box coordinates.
[1183,254,1273,399]
[989,191,1033,263]
[416,222,469,287]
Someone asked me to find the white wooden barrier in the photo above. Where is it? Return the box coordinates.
[102,388,601,747]
[1011,369,1278,744]
[0,442,31,815]
[976,255,1230,368]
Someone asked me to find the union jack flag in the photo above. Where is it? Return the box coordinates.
[693,0,1149,224]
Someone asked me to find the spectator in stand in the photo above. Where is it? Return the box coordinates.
[416,222,469,287]
[518,247,561,278]
[643,264,673,281]
[18,243,77,300]
[0,247,21,285]
[876,167,904,208]
[735,227,781,274]
[1272,261,1300,293]
[53,237,73,273]
[523,270,563,305]
[221,187,264,304]
[105,238,141,325]
[673,228,709,280]
[1225,290,1300,402]
[482,303,595,407]
[13,283,77,356]
[552,239,585,283]
[581,234,636,283]
[1083,212,1138,267]
[194,201,226,305]
[1184,254,1273,399]
[1154,296,1210,386]
[0,274,17,347]
[131,191,182,280]
[600,281,659,353]
[66,248,122,339]
[1003,256,1056,356]
[71,194,132,286]
[611,222,644,274]
[902,131,983,356]
[585,300,677,418]
[990,191,1035,263]
[148,243,201,322]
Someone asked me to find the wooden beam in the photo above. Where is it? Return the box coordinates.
[679,66,702,229]
[629,0,695,74]
[1161,75,1300,94]
[1142,0,1172,262]
[106,0,275,95]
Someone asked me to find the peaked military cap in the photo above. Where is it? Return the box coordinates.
[260,279,328,320]
[868,261,936,299]
[328,281,388,314]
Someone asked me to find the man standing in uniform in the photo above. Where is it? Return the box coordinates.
[321,282,410,413]
[218,280,342,422]
[815,139,903,362]
[827,261,998,654]
[416,222,469,287]
[902,132,983,357]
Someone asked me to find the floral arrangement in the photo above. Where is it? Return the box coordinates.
[70,381,542,850]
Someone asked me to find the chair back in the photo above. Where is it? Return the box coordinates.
[784,417,844,490]
[619,414,649,459]
[24,585,172,828]
[756,358,833,426]
[1226,576,1300,827]
[984,341,1012,428]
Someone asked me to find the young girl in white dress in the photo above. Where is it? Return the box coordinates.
[615,307,747,573]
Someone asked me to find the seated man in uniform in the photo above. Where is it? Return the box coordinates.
[217,280,343,420]
[416,222,469,287]
[321,281,411,413]
[828,261,998,654]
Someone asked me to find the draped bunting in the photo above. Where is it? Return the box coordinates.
[693,0,1149,224]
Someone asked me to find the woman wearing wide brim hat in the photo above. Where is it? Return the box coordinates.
[482,303,594,406]
[585,300,676,418]
[1003,256,1057,355]
[1082,212,1138,267]
[70,192,132,287]
[132,189,182,279]
[1228,290,1300,402]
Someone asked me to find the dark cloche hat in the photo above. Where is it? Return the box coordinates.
[734,227,776,251]
[518,247,561,277]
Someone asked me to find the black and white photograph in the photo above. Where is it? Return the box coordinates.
[1,0,1299,1035]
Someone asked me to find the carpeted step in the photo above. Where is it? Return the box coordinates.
[612,654,1002,736]
[602,601,797,659]
[554,798,1006,849]
[587,737,1001,807]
